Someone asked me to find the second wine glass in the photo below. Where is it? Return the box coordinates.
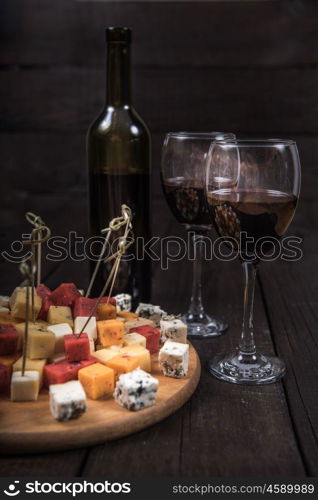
[161,132,235,338]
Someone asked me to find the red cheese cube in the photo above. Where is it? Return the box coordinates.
[51,283,81,307]
[0,363,11,393]
[36,284,51,300]
[132,325,160,354]
[43,358,95,388]
[64,333,90,362]
[73,296,116,319]
[37,296,52,321]
[0,324,19,355]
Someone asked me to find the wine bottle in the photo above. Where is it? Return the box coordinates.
[87,27,151,305]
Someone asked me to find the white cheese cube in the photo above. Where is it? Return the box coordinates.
[0,306,9,313]
[11,370,40,401]
[89,339,95,353]
[74,316,97,341]
[159,341,189,378]
[113,368,159,411]
[92,346,121,364]
[47,323,73,353]
[49,380,87,421]
[160,318,187,343]
[114,293,132,312]
[135,303,166,327]
[124,332,146,348]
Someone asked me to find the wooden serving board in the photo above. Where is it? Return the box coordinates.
[0,343,200,454]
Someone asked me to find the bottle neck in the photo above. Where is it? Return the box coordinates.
[106,42,131,107]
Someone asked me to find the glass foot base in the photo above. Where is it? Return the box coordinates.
[208,350,286,385]
[182,312,228,339]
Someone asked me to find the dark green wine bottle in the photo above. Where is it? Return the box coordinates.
[87,27,151,305]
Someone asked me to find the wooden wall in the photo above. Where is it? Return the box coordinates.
[0,0,317,292]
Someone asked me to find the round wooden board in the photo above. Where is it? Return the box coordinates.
[0,343,200,454]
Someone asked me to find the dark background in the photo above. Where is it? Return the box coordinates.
[0,0,317,298]
[1,1,318,478]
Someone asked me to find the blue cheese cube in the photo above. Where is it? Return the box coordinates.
[160,318,187,343]
[159,341,189,378]
[135,303,167,327]
[113,368,159,411]
[114,293,132,312]
[49,380,87,421]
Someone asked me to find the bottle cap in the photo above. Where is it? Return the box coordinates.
[106,27,132,43]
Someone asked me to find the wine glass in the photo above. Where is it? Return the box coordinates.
[205,139,300,383]
[161,132,235,338]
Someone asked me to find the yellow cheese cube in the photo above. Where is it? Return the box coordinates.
[27,327,55,359]
[119,345,151,372]
[48,306,73,328]
[124,332,147,348]
[11,289,42,320]
[11,370,40,401]
[125,318,154,332]
[15,320,49,350]
[78,362,115,400]
[117,311,138,321]
[0,312,23,326]
[9,287,32,309]
[13,357,46,388]
[97,319,124,347]
[106,354,139,378]
[97,303,117,320]
[92,346,121,364]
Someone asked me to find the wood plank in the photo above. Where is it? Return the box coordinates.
[258,256,318,477]
[82,238,305,476]
[0,450,87,477]
[1,0,318,67]
[2,67,318,134]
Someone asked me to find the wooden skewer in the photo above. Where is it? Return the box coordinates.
[19,258,32,377]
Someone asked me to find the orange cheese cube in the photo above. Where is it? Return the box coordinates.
[117,311,138,321]
[119,345,151,372]
[106,354,139,378]
[78,362,115,400]
[97,319,124,347]
[97,303,117,320]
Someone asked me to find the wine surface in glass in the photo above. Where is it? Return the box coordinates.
[208,188,297,258]
[162,176,211,232]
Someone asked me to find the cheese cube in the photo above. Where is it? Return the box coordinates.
[51,283,81,307]
[15,320,49,350]
[0,324,19,355]
[0,295,10,306]
[49,380,87,421]
[159,341,189,378]
[114,368,159,411]
[36,284,51,299]
[36,284,52,321]
[92,346,122,364]
[0,311,23,326]
[97,319,124,347]
[0,306,9,313]
[48,305,73,328]
[119,345,151,372]
[44,358,95,388]
[97,302,117,320]
[73,296,116,318]
[0,353,20,367]
[78,362,115,400]
[27,327,55,359]
[49,352,66,364]
[47,323,73,353]
[117,311,138,321]
[124,332,146,348]
[11,289,42,321]
[74,316,97,341]
[64,333,90,362]
[9,286,31,309]
[132,325,160,353]
[0,363,11,393]
[106,354,139,378]
[160,318,187,344]
[125,318,154,332]
[89,339,95,354]
[135,303,166,327]
[11,370,40,401]
[13,357,46,388]
[114,293,131,312]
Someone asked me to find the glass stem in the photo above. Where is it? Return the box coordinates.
[239,261,257,356]
[188,233,204,315]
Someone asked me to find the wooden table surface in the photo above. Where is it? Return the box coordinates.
[0,183,317,478]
